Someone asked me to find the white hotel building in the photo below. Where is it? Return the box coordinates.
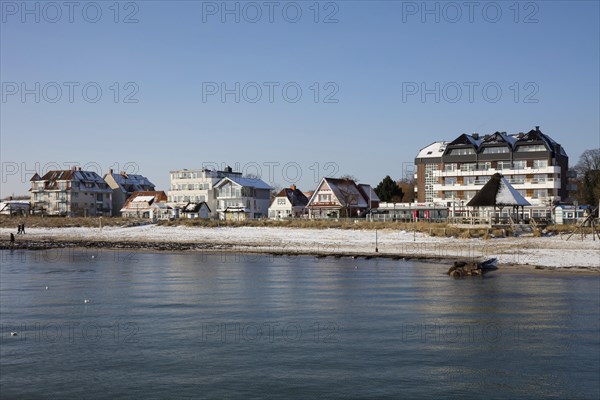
[167,166,242,218]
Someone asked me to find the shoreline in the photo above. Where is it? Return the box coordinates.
[2,234,599,274]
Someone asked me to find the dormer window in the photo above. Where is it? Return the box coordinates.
[516,145,546,152]
[481,146,509,154]
[447,148,475,155]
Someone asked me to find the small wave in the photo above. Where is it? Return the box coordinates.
[44,269,96,274]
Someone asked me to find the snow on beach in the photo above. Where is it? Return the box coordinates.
[2,225,599,269]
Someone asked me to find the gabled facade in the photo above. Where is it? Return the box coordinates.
[181,202,211,219]
[168,166,242,218]
[120,191,168,218]
[268,185,309,219]
[104,170,156,216]
[30,168,112,217]
[306,177,377,219]
[414,127,569,211]
[214,176,272,220]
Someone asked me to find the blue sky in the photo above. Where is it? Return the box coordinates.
[1,0,599,197]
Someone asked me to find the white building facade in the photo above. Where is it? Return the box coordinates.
[214,176,272,220]
[168,167,242,218]
[268,185,309,219]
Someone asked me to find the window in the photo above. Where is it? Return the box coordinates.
[277,198,286,205]
[513,160,526,170]
[448,148,475,155]
[481,146,509,154]
[444,177,457,185]
[444,191,455,199]
[461,163,476,172]
[516,145,546,152]
[444,163,457,172]
[508,175,525,184]
[533,159,548,169]
[533,189,547,199]
[464,176,475,185]
[532,209,551,219]
[477,162,491,171]
[532,174,546,184]
[497,161,512,170]
[318,194,331,203]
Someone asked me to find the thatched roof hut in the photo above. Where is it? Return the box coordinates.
[467,173,530,223]
[467,173,530,207]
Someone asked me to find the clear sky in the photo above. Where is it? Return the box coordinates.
[1,0,599,197]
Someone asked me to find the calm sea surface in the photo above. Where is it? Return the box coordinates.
[1,249,599,399]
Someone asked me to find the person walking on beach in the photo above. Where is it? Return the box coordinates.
[21,223,25,234]
[10,233,15,246]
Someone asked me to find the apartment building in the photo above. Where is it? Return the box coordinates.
[167,166,242,218]
[414,127,568,213]
[30,168,112,217]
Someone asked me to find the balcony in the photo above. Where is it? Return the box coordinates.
[434,169,495,177]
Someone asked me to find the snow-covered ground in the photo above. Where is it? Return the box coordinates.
[2,225,599,268]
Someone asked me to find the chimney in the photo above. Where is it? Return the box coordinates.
[535,126,540,131]
[109,169,114,174]
[71,166,77,171]
[225,165,232,173]
[290,184,297,191]
[472,133,479,140]
[77,167,81,171]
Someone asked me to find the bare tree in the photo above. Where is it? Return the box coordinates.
[335,176,360,218]
[270,183,282,202]
[575,149,600,208]
[396,179,415,203]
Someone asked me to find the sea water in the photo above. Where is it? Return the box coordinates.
[1,249,598,399]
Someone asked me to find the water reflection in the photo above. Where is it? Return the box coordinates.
[1,250,598,399]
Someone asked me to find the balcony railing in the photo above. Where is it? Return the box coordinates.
[460,165,490,172]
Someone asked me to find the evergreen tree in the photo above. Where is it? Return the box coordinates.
[374,176,404,202]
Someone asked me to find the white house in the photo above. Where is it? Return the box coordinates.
[214,176,272,220]
[306,177,379,219]
[168,166,242,218]
[268,185,309,219]
[181,202,211,219]
[120,191,168,219]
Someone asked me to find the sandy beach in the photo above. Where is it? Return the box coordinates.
[1,225,599,271]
